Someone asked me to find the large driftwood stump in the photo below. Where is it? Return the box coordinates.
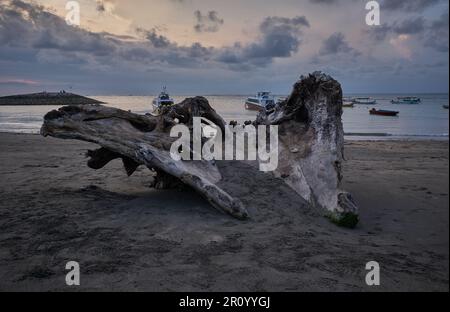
[41,72,359,227]
[256,71,358,227]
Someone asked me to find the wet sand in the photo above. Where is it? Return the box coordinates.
[0,133,448,291]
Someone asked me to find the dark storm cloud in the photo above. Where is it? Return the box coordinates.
[0,0,309,73]
[309,0,340,4]
[380,0,445,11]
[365,12,448,52]
[142,15,310,68]
[0,0,194,71]
[392,17,426,35]
[309,0,444,11]
[136,28,172,48]
[367,24,391,41]
[194,10,224,33]
[0,0,116,56]
[424,11,449,52]
[319,32,359,56]
[216,16,310,68]
[366,17,426,41]
[245,16,309,58]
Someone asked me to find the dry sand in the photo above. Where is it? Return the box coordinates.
[0,132,448,291]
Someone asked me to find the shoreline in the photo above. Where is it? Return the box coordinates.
[1,131,448,142]
[0,133,448,291]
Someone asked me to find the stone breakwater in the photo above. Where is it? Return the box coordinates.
[0,92,103,105]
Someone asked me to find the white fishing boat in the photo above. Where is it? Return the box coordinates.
[343,102,354,108]
[152,87,174,111]
[342,97,355,108]
[391,97,421,104]
[245,92,276,111]
[353,97,377,105]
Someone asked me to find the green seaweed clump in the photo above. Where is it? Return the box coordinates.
[327,212,359,229]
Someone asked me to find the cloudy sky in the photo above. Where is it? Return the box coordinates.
[0,0,448,95]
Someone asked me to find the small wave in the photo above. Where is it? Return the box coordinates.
[394,133,449,138]
[345,132,449,140]
[345,132,392,137]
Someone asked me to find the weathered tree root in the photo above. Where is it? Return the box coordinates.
[41,98,248,220]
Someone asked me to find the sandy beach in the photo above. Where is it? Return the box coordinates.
[0,132,448,291]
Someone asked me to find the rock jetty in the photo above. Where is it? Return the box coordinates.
[0,92,103,106]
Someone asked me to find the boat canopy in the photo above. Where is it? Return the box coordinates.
[159,92,170,100]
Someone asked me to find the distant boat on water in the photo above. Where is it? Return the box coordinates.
[152,87,174,111]
[391,97,421,104]
[370,108,399,117]
[342,101,354,108]
[245,92,275,111]
[353,97,377,105]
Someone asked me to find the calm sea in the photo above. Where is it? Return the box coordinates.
[0,94,448,140]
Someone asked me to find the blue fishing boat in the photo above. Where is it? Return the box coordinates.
[391,97,421,104]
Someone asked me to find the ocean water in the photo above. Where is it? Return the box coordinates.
[0,94,448,140]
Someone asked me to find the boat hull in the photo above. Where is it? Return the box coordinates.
[245,101,265,111]
[391,100,420,104]
[370,109,399,117]
[391,97,421,104]
[153,100,174,107]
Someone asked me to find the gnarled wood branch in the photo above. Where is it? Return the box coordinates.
[41,97,248,220]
